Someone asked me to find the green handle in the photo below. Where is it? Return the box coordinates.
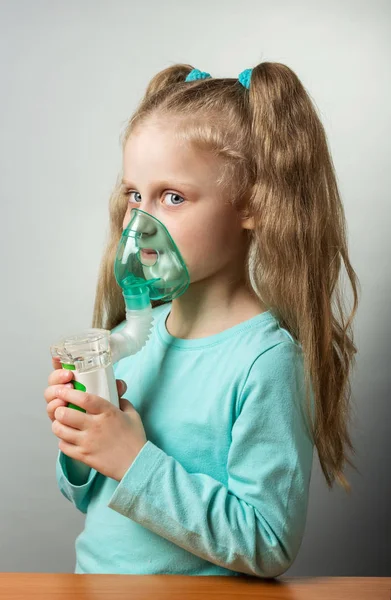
[61,363,87,413]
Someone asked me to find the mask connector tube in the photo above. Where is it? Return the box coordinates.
[110,304,154,364]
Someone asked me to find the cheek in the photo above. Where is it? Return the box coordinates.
[174,224,230,276]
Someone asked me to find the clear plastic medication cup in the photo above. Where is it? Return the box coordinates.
[50,328,120,413]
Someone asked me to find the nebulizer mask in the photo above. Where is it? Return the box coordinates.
[50,208,190,412]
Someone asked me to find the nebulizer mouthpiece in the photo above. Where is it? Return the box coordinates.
[50,208,190,410]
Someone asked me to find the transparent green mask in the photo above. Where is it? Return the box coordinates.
[114,208,190,310]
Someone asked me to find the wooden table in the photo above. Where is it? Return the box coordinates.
[0,574,389,599]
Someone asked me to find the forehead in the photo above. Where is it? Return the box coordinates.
[123,119,223,184]
[124,120,188,161]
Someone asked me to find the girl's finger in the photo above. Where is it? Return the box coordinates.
[48,368,74,386]
[52,356,62,370]
[116,379,127,397]
[47,398,68,422]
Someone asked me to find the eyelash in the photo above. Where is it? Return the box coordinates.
[123,190,185,207]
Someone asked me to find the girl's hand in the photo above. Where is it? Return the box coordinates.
[44,357,75,422]
[49,381,147,482]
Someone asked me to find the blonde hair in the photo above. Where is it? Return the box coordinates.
[92,62,360,491]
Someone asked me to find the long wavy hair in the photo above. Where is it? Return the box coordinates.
[92,62,360,491]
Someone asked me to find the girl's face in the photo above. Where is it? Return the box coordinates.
[122,118,252,284]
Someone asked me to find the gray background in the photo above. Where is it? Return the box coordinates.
[0,0,389,576]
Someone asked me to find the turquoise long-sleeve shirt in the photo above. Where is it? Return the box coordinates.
[56,301,314,577]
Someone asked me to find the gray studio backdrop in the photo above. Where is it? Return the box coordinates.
[1,0,389,576]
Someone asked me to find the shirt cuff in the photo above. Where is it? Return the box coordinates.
[57,450,97,489]
[107,440,165,513]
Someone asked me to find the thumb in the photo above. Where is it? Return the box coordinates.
[116,379,127,397]
[119,396,135,412]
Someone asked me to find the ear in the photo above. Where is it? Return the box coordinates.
[241,215,255,230]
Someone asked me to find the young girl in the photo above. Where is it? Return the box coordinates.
[45,62,359,578]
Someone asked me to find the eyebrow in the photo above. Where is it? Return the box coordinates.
[121,178,198,190]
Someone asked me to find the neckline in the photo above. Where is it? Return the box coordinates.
[156,303,275,349]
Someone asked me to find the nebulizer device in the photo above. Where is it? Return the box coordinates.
[50,207,190,420]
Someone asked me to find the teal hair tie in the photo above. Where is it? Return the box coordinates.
[238,68,252,90]
[185,68,212,82]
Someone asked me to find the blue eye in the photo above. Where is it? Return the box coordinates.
[128,191,141,203]
[164,193,185,206]
[126,191,185,206]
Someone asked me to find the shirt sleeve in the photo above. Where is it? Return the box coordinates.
[56,450,99,514]
[107,341,315,578]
